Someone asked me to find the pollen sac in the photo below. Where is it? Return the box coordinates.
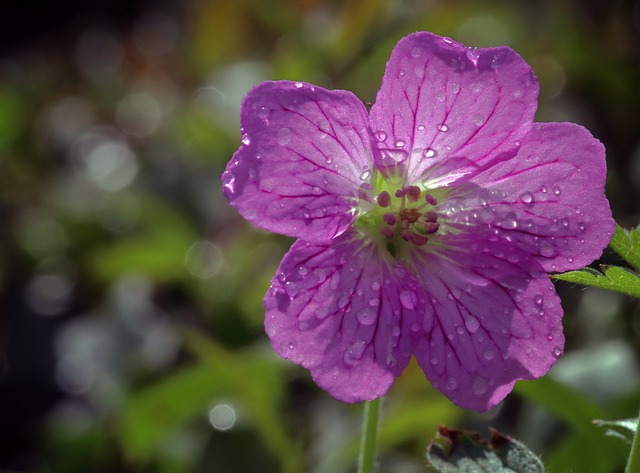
[373,183,440,249]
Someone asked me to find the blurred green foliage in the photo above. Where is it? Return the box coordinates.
[1,0,640,472]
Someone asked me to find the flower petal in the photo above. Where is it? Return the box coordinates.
[369,32,538,184]
[264,233,422,403]
[411,237,563,411]
[444,122,614,272]
[223,81,374,242]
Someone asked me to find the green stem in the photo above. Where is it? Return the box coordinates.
[625,404,640,473]
[357,397,382,473]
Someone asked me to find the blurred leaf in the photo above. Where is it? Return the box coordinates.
[314,396,459,473]
[90,195,196,283]
[120,364,226,462]
[551,265,640,298]
[0,88,25,152]
[426,426,545,473]
[515,377,627,472]
[183,330,303,473]
[609,224,640,272]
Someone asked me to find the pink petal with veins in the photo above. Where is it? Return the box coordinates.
[411,236,563,411]
[223,81,374,242]
[369,32,538,184]
[265,233,422,403]
[444,122,614,272]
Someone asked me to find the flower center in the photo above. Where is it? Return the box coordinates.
[377,186,440,250]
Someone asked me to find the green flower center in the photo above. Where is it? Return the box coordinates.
[355,170,444,258]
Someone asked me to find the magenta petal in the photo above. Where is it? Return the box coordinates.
[448,122,614,272]
[412,238,563,411]
[369,32,538,183]
[223,81,374,242]
[264,234,422,403]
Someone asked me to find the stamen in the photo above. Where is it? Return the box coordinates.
[400,208,421,223]
[409,233,429,246]
[383,213,397,225]
[406,186,421,202]
[423,211,438,222]
[423,222,440,234]
[425,193,437,205]
[401,232,412,241]
[377,191,391,207]
[380,226,395,238]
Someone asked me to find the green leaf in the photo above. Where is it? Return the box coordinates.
[426,426,545,473]
[609,224,640,272]
[551,265,640,298]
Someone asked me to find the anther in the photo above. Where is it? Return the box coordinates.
[425,193,437,205]
[377,191,391,207]
[406,186,421,202]
[423,222,440,234]
[383,213,397,225]
[423,211,438,222]
[409,234,429,246]
[380,226,395,238]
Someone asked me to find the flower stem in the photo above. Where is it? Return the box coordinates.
[625,404,640,473]
[357,397,382,473]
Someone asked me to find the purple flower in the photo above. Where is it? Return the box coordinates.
[221,32,614,411]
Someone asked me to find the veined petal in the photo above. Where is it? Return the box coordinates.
[223,81,374,242]
[411,237,563,411]
[264,233,422,403]
[369,32,538,184]
[445,122,614,272]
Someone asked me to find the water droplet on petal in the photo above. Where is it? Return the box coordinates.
[437,123,449,132]
[221,171,236,196]
[399,290,417,310]
[368,298,379,307]
[344,340,366,365]
[411,46,422,57]
[284,281,299,297]
[244,209,256,220]
[395,139,405,148]
[417,124,425,131]
[379,148,408,165]
[423,148,437,158]
[464,316,480,333]
[483,350,495,361]
[277,127,291,146]
[435,90,445,102]
[552,186,561,195]
[294,81,303,88]
[356,308,377,325]
[337,294,349,309]
[520,192,534,205]
[385,353,396,367]
[534,294,543,306]
[446,376,458,390]
[540,245,556,257]
[473,113,485,126]
[375,130,387,142]
[472,376,488,395]
[466,47,480,65]
[315,306,330,319]
[553,346,562,357]
[241,133,251,145]
[258,106,270,119]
